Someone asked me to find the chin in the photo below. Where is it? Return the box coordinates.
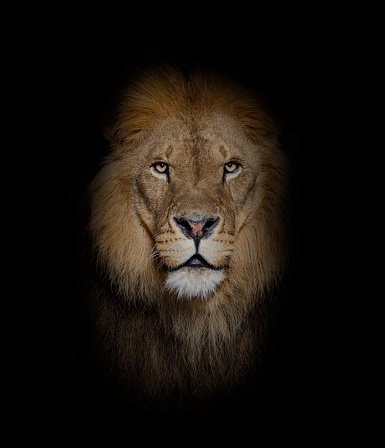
[165,267,226,300]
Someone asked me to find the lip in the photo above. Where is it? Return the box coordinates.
[166,254,219,272]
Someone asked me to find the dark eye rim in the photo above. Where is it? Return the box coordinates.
[224,161,241,174]
[152,162,169,174]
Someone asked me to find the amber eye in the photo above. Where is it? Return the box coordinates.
[153,162,168,173]
[224,162,240,173]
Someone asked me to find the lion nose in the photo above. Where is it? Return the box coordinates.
[174,216,219,241]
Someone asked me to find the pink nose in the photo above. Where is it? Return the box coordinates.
[174,216,219,241]
[185,219,206,239]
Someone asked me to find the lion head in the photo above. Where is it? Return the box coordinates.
[86,65,289,405]
[90,66,288,299]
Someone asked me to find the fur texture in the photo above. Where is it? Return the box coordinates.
[84,65,290,412]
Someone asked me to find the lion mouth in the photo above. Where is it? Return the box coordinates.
[166,254,219,272]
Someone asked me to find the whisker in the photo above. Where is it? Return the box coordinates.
[145,244,160,268]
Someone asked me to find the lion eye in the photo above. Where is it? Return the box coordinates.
[151,162,169,180]
[224,162,240,174]
[153,162,168,173]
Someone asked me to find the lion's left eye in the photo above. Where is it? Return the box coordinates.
[224,162,240,174]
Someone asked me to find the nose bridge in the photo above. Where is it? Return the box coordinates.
[173,186,218,219]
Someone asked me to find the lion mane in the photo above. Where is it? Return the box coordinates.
[82,64,290,414]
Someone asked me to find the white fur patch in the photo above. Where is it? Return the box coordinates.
[165,267,226,300]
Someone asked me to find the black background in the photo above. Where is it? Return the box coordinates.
[28,9,361,441]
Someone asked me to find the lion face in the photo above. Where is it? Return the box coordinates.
[132,115,260,299]
[89,67,288,304]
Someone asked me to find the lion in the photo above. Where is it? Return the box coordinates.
[82,64,290,415]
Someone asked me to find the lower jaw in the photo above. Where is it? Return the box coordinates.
[164,267,226,300]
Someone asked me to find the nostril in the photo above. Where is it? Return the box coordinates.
[174,217,193,233]
[203,217,219,233]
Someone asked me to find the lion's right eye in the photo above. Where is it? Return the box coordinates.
[151,162,169,179]
[153,162,168,173]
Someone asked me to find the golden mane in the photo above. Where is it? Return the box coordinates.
[85,64,290,413]
[104,65,277,146]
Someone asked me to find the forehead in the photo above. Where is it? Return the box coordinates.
[141,114,254,162]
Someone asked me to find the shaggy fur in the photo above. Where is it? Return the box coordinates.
[84,64,289,413]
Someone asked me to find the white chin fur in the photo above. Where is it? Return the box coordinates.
[165,267,226,300]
